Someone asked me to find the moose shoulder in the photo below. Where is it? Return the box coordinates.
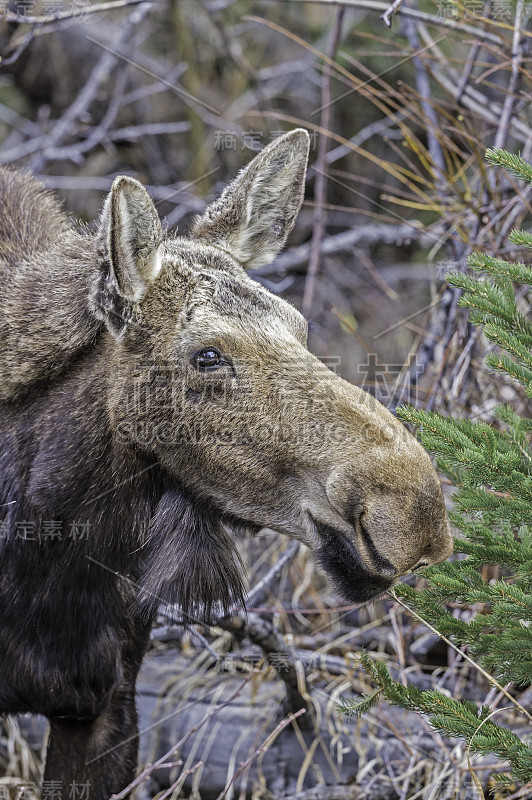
[0,130,452,796]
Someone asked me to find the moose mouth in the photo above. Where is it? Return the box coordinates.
[221,511,394,605]
[313,519,395,604]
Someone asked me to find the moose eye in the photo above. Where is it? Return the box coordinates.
[192,347,227,371]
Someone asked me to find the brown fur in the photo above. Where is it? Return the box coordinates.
[0,130,452,795]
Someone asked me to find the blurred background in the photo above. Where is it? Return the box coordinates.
[1,1,531,797]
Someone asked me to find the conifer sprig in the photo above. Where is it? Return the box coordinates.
[339,149,532,788]
[484,148,532,184]
[358,652,532,782]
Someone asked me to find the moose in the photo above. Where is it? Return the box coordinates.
[0,129,452,796]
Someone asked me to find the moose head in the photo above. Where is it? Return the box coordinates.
[91,129,453,617]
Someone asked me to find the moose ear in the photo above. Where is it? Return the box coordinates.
[92,176,163,337]
[190,128,309,270]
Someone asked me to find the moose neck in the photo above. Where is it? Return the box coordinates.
[0,337,163,572]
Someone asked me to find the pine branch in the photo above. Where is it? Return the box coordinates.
[485,148,532,184]
[356,653,532,781]
[509,229,532,248]
[350,148,532,790]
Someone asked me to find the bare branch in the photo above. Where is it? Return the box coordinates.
[281,0,507,46]
[454,0,491,106]
[109,673,256,800]
[416,23,532,144]
[107,120,190,141]
[302,7,345,316]
[26,3,151,172]
[245,541,300,609]
[214,708,306,800]
[38,65,129,166]
[493,0,527,150]
[217,612,310,715]
[156,761,204,800]
[85,34,222,118]
[381,0,405,27]
[401,16,446,189]
[254,223,441,276]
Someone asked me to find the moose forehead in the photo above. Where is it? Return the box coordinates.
[160,238,308,346]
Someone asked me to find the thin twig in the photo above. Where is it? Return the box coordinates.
[455,40,483,105]
[504,783,532,800]
[389,590,532,723]
[496,185,532,247]
[449,327,479,399]
[320,114,406,171]
[352,246,400,302]
[0,27,35,66]
[423,293,461,412]
[156,760,204,800]
[244,541,300,609]
[0,104,40,137]
[109,673,256,799]
[302,7,345,317]
[107,120,190,141]
[39,65,130,167]
[120,62,187,106]
[85,34,221,119]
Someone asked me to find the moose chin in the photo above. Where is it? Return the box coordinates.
[0,129,452,797]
